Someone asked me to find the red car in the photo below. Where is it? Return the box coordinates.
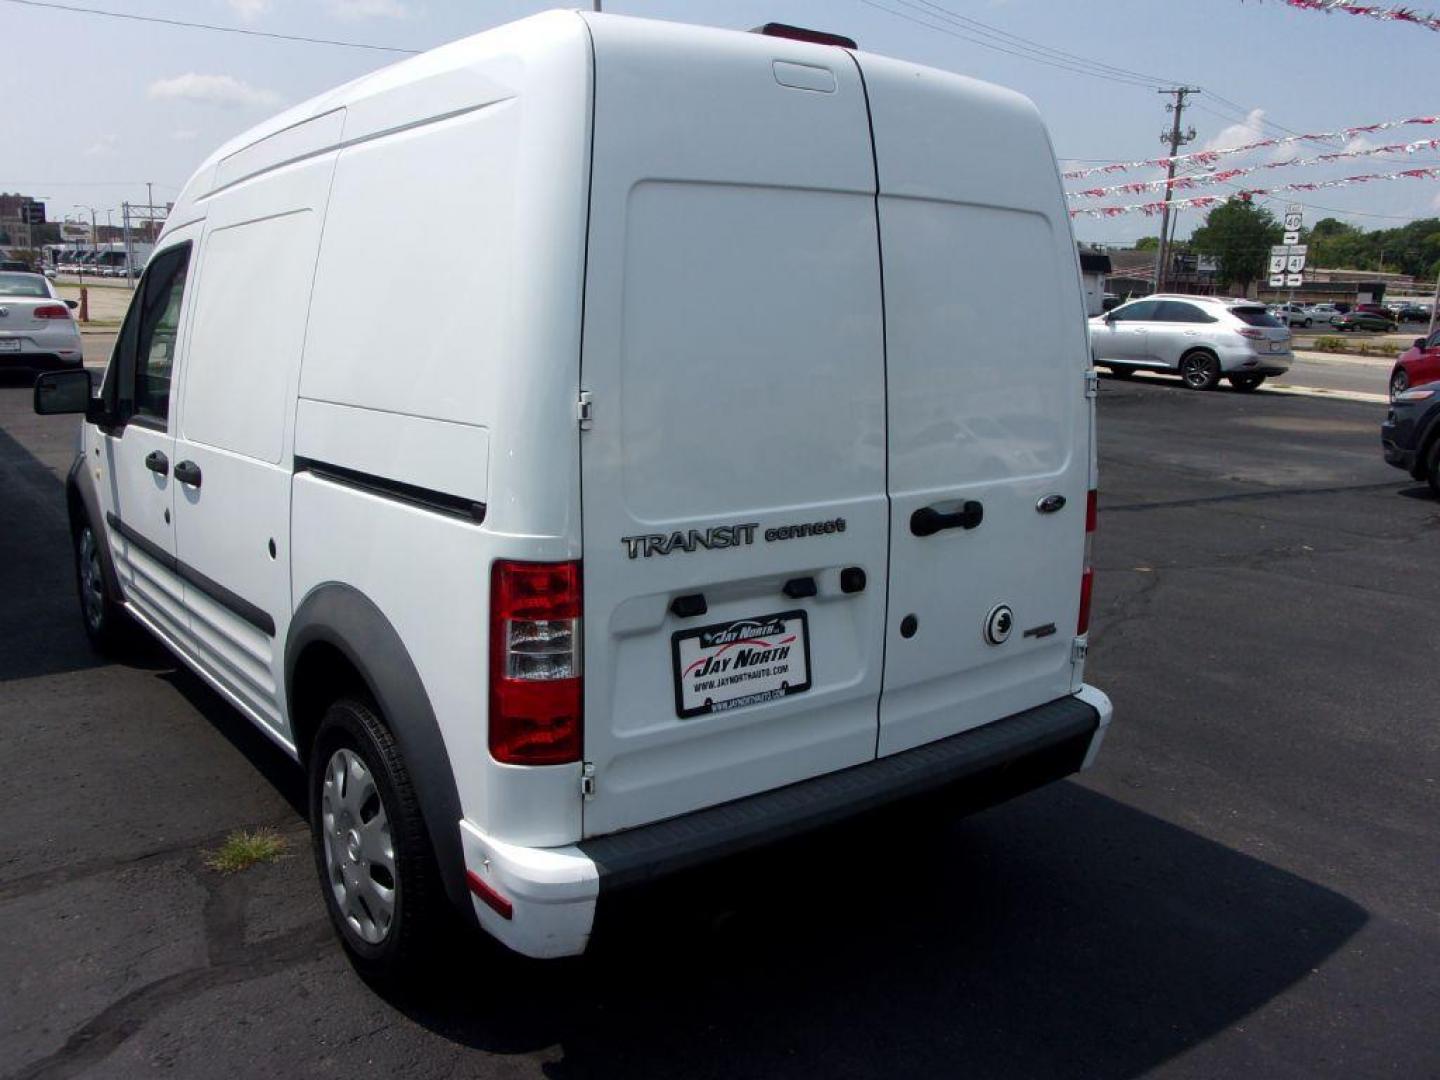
[1390,327,1440,398]
[1356,302,1396,320]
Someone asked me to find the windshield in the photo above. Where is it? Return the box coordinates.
[1231,306,1284,328]
[0,273,49,298]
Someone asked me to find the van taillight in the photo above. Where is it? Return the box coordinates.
[489,560,582,766]
[1078,490,1097,636]
[34,304,70,320]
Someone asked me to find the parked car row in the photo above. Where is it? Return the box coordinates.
[1264,300,1428,332]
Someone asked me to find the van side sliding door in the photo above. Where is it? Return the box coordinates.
[170,155,336,741]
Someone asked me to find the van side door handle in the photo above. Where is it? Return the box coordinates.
[173,460,202,488]
[910,501,983,537]
[144,450,169,476]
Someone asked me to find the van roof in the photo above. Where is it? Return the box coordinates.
[163,9,1034,235]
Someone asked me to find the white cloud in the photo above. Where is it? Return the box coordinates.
[148,73,280,109]
[225,0,271,19]
[84,134,119,157]
[324,0,409,18]
[1431,191,1440,211]
[1203,108,1268,154]
[171,129,200,141]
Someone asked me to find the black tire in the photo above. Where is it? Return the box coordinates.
[1427,439,1440,499]
[1178,350,1222,391]
[1228,373,1265,392]
[1390,368,1409,399]
[1303,319,1312,328]
[73,520,140,655]
[309,696,447,981]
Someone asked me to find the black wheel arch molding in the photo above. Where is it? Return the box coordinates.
[285,581,475,923]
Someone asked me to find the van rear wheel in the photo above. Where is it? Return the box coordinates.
[1179,350,1221,391]
[309,696,445,980]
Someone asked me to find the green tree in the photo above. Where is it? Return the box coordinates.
[1134,236,1160,251]
[1190,199,1282,292]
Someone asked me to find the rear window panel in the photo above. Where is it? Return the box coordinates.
[1231,306,1284,328]
[0,273,49,298]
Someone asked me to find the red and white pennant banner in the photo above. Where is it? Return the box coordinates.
[1068,166,1440,218]
[1061,115,1439,180]
[1067,137,1440,199]
[1265,0,1440,31]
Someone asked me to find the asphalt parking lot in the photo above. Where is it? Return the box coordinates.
[1,373,1437,1079]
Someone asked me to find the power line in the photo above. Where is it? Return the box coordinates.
[855,0,1162,88]
[1,0,420,53]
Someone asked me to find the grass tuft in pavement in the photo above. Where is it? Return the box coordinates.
[204,827,287,873]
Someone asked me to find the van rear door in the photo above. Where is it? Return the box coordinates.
[578,20,887,836]
[856,55,1093,756]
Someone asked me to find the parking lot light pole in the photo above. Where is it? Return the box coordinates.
[1429,268,1438,337]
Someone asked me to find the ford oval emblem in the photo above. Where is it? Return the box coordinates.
[1036,494,1066,514]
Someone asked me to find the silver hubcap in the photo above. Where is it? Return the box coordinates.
[321,748,397,945]
[1182,357,1209,387]
[78,527,104,632]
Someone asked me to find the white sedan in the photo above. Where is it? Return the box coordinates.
[0,272,84,372]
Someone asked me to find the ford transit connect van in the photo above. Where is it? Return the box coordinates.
[34,11,1111,975]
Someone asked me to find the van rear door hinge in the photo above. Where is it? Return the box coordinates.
[1084,369,1099,399]
[577,390,594,430]
[580,762,596,799]
[1072,636,1089,663]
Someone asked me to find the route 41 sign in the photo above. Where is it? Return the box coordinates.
[1269,241,1307,289]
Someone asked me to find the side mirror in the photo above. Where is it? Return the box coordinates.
[33,369,95,416]
[1103,312,1115,324]
[1415,338,1427,350]
[65,298,79,310]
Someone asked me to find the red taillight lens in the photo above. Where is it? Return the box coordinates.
[1078,490,1097,636]
[489,560,582,766]
[34,304,70,320]
[753,22,858,48]
[1237,327,1264,339]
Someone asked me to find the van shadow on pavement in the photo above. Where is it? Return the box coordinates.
[381,780,1366,1079]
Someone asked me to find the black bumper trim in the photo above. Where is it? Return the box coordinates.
[580,693,1100,893]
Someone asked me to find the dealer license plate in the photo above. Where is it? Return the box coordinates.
[0,340,20,352]
[1270,341,1287,354]
[672,611,811,719]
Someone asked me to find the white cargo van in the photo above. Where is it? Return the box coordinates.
[34,11,1111,974]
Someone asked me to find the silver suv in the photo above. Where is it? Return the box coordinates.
[1089,294,1292,391]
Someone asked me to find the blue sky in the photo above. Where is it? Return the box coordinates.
[5,0,1438,246]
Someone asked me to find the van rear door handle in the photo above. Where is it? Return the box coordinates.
[910,501,983,536]
[144,450,169,476]
[173,460,202,488]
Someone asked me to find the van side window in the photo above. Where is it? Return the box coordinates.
[126,245,192,427]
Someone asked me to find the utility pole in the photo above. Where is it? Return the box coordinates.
[1153,87,1199,294]
[122,202,135,288]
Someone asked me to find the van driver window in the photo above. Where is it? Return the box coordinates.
[131,246,191,425]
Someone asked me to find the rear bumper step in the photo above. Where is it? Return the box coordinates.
[580,688,1108,893]
[459,686,1110,958]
